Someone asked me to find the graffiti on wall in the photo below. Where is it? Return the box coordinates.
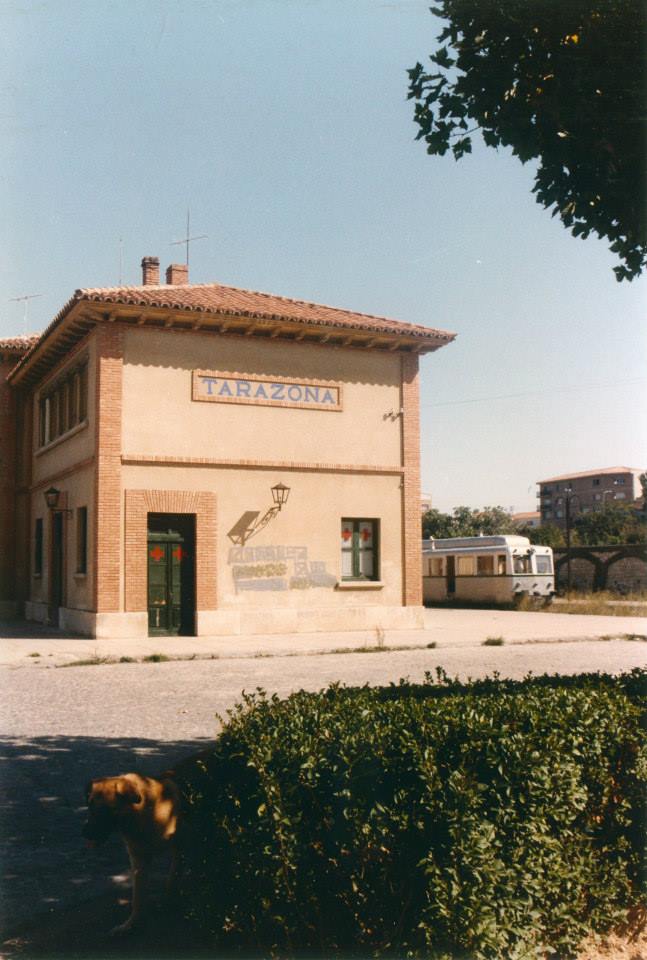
[227,544,337,593]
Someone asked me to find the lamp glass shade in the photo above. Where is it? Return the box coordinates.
[271,482,290,508]
[44,486,60,510]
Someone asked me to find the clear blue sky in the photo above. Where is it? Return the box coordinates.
[2,0,645,513]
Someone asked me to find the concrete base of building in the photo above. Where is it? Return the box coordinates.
[59,608,148,639]
[196,604,425,636]
[0,600,18,618]
[25,600,49,624]
[23,602,424,638]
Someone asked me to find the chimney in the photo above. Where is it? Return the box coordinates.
[166,263,189,285]
[141,256,160,286]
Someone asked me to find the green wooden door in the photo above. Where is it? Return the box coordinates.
[147,533,183,635]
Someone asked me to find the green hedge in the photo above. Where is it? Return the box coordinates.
[175,670,646,959]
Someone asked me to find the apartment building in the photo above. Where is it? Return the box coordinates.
[537,467,645,527]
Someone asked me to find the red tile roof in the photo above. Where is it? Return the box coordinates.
[539,467,644,483]
[73,281,455,344]
[0,334,40,352]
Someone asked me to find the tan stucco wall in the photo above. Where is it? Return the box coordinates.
[121,463,403,612]
[121,328,403,468]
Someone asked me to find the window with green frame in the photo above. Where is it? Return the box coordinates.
[34,518,43,576]
[341,519,379,581]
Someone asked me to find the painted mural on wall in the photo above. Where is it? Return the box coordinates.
[228,544,337,592]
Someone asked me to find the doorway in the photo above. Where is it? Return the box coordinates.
[49,511,64,626]
[147,513,196,636]
[446,555,456,597]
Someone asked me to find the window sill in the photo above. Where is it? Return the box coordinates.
[336,580,384,590]
[35,419,88,456]
[73,572,88,580]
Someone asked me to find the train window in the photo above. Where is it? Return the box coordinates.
[513,555,531,574]
[457,556,475,576]
[430,558,443,576]
[477,556,494,575]
[497,555,506,575]
[535,555,552,574]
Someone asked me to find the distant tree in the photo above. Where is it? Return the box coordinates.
[519,523,565,548]
[422,505,516,538]
[407,0,647,280]
[422,508,455,539]
[573,502,646,545]
[639,472,647,516]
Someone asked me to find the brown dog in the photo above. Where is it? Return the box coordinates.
[82,773,182,935]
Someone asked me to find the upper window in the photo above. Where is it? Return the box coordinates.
[39,362,88,448]
[592,478,601,487]
[341,519,379,581]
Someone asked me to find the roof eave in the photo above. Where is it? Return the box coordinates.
[9,292,456,386]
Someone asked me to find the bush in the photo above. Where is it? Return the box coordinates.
[175,670,646,959]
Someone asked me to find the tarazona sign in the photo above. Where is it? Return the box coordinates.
[192,370,342,411]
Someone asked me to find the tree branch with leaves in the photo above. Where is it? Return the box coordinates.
[408,0,647,280]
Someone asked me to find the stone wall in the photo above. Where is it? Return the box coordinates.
[554,544,647,593]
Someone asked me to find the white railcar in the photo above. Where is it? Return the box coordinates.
[422,535,555,605]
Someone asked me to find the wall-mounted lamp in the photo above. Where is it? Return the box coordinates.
[271,482,291,510]
[43,487,72,514]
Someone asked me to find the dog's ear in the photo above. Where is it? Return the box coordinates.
[116,779,142,806]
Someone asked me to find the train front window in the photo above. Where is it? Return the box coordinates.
[535,555,552,574]
[513,555,531,574]
[497,555,507,575]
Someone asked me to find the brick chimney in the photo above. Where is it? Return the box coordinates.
[141,256,160,286]
[166,263,189,285]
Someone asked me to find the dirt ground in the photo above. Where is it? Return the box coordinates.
[2,893,645,960]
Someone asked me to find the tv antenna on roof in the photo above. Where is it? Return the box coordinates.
[170,210,207,268]
[8,293,43,334]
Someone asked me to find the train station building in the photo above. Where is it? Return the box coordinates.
[0,258,455,638]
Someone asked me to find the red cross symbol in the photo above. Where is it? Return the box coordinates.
[342,527,352,542]
[149,545,164,562]
[172,546,185,562]
[360,527,372,542]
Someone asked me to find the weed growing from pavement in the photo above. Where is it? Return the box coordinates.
[58,656,114,667]
[483,636,505,646]
[143,653,170,662]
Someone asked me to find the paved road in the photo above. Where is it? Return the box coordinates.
[1,638,646,936]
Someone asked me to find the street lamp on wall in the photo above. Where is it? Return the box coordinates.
[270,482,290,510]
[43,487,72,514]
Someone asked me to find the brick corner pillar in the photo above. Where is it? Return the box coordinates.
[93,325,124,612]
[400,353,422,606]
